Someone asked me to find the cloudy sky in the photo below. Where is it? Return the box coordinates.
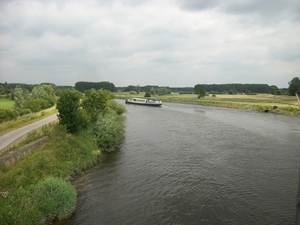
[0,0,299,88]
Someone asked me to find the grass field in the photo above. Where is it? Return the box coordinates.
[0,99,14,109]
[115,92,300,116]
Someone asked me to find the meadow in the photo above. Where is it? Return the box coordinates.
[0,99,14,109]
[115,92,300,116]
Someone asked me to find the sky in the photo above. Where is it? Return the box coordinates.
[0,0,299,88]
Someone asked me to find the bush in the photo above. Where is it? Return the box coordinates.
[23,99,51,112]
[107,99,126,115]
[93,109,124,153]
[144,92,151,97]
[0,108,18,123]
[1,177,76,225]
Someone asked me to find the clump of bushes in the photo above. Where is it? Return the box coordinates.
[0,109,18,123]
[94,108,125,153]
[0,177,76,225]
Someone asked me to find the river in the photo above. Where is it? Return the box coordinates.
[65,101,300,225]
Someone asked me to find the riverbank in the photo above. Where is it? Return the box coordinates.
[0,123,103,224]
[115,92,300,116]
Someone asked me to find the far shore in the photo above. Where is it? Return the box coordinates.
[115,92,300,116]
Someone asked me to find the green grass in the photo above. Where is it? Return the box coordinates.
[0,99,14,109]
[0,123,101,224]
[115,92,300,116]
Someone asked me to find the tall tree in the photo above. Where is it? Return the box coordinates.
[194,84,206,98]
[56,90,88,133]
[136,85,140,94]
[81,89,114,123]
[13,87,30,110]
[288,77,300,96]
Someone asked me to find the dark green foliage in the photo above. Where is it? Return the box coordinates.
[57,89,88,133]
[81,89,114,123]
[119,83,278,94]
[144,92,151,97]
[0,84,8,95]
[205,83,272,94]
[23,99,51,112]
[0,108,18,123]
[136,85,140,94]
[194,84,206,98]
[93,109,124,153]
[288,77,300,96]
[123,85,136,92]
[228,88,237,95]
[75,81,116,92]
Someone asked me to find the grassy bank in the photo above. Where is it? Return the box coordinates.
[0,124,102,224]
[115,92,300,116]
[0,106,57,136]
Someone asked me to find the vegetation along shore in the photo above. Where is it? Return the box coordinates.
[0,86,126,225]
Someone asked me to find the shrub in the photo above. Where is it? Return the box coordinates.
[107,99,126,115]
[23,99,51,112]
[93,109,124,153]
[144,92,151,97]
[1,177,76,225]
[0,108,18,123]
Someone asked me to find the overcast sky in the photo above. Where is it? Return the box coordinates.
[0,0,299,88]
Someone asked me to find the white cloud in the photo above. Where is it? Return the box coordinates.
[0,0,299,87]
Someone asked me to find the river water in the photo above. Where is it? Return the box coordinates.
[65,102,300,225]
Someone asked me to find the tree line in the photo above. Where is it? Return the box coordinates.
[193,77,300,98]
[117,83,285,95]
[74,81,115,92]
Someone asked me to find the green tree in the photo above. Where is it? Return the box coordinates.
[149,87,156,95]
[56,90,88,133]
[136,85,140,94]
[13,87,30,110]
[288,77,300,96]
[194,84,206,98]
[144,92,151,97]
[31,84,56,106]
[0,84,7,95]
[228,87,237,95]
[81,89,114,123]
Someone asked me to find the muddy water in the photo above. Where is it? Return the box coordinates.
[65,102,300,225]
